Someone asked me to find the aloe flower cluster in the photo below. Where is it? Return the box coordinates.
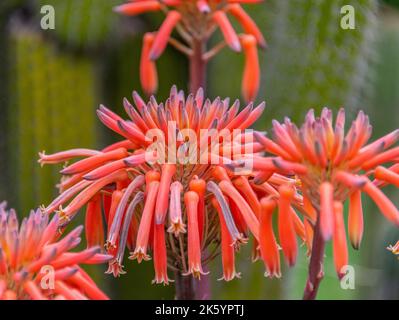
[115,0,264,101]
[39,87,276,283]
[0,203,110,300]
[388,241,399,258]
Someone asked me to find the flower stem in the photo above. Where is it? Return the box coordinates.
[303,214,326,300]
[189,38,207,93]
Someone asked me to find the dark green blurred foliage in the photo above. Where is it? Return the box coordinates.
[288,202,363,299]
[100,34,188,125]
[7,24,98,212]
[209,0,377,123]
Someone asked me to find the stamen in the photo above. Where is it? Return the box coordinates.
[167,181,186,237]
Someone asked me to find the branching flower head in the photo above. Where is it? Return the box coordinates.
[252,108,399,278]
[38,86,295,284]
[0,202,111,300]
[115,0,265,101]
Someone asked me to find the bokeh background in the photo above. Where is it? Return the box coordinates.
[0,0,398,299]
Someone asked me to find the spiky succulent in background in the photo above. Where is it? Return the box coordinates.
[210,0,377,120]
[6,24,97,213]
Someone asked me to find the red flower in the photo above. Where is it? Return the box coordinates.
[114,0,265,101]
[253,108,399,279]
[0,202,111,300]
[39,86,281,284]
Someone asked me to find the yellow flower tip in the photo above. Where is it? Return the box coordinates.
[387,241,399,255]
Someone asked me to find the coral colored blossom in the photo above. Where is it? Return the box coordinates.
[250,108,399,283]
[39,87,296,284]
[115,0,265,101]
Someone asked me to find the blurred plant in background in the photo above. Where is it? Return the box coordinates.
[0,0,398,299]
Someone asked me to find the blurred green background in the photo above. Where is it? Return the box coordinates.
[0,0,398,299]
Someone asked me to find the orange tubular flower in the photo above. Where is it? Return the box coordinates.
[39,86,274,287]
[114,0,265,101]
[0,202,111,300]
[252,107,399,298]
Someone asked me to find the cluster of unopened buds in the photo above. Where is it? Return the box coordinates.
[37,86,399,299]
[115,0,264,102]
[388,241,399,259]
